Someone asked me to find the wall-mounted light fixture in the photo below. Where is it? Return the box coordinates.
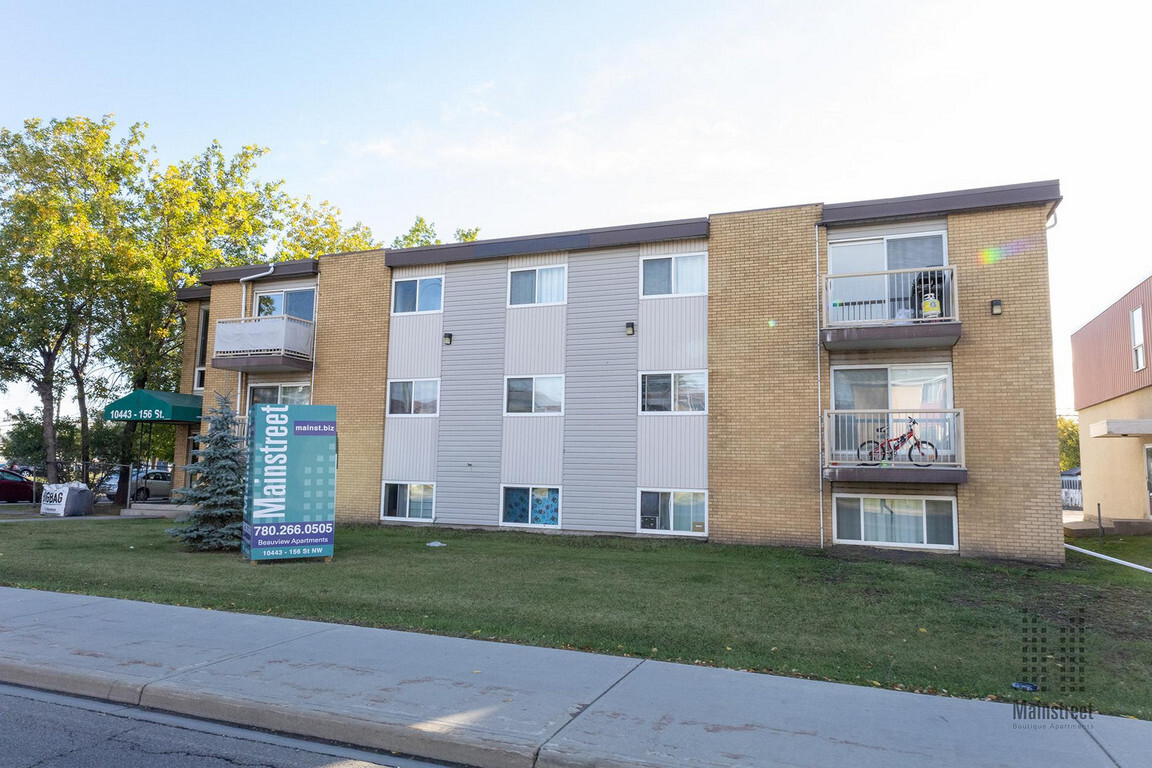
[625,322,635,336]
[443,332,453,345]
[990,300,1003,316]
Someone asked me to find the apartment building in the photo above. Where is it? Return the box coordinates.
[174,180,1064,563]
[1072,274,1152,524]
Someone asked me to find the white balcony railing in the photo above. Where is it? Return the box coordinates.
[824,409,965,468]
[824,266,958,327]
[214,316,314,361]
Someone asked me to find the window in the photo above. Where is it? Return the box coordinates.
[248,384,311,412]
[383,483,434,520]
[256,289,315,321]
[194,305,210,390]
[392,276,443,314]
[639,490,707,535]
[1133,306,1146,372]
[641,253,707,297]
[826,231,947,323]
[509,266,566,306]
[834,495,956,549]
[505,375,564,414]
[502,486,560,526]
[832,365,952,411]
[640,371,707,413]
[388,379,440,415]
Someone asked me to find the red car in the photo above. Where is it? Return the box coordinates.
[0,469,34,503]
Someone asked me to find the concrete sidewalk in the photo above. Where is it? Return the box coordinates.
[0,587,1147,768]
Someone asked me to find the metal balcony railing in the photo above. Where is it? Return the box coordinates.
[824,409,965,468]
[214,316,314,361]
[823,266,958,327]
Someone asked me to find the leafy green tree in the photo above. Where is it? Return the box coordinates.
[275,196,379,260]
[0,410,80,472]
[169,394,246,550]
[1058,416,1080,472]
[391,216,480,248]
[0,116,143,483]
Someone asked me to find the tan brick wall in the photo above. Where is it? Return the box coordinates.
[708,204,827,545]
[200,282,243,411]
[311,249,391,523]
[950,205,1063,563]
[173,299,203,489]
[1078,390,1152,520]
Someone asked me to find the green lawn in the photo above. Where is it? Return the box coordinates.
[1,520,1149,718]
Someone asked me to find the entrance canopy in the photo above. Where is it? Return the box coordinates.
[104,390,203,424]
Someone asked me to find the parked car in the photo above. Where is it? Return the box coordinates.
[97,469,173,502]
[0,469,35,503]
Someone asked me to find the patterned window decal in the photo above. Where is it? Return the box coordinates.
[503,486,559,527]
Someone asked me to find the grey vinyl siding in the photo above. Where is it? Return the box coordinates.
[505,305,566,374]
[387,313,443,379]
[501,416,564,485]
[382,417,439,483]
[561,248,639,532]
[434,259,507,525]
[637,415,708,489]
[638,295,707,370]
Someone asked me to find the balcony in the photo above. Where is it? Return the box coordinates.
[211,316,314,373]
[823,409,967,483]
[821,266,961,350]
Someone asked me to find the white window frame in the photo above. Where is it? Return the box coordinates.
[832,493,958,551]
[254,287,317,320]
[499,483,563,529]
[635,488,708,537]
[386,378,441,417]
[193,304,210,391]
[829,363,954,410]
[245,382,312,415]
[506,265,568,308]
[639,252,708,299]
[380,481,436,522]
[826,230,949,272]
[637,370,709,415]
[504,375,565,416]
[1132,306,1146,372]
[391,275,445,315]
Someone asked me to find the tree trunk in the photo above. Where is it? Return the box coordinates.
[37,372,59,485]
[72,364,90,484]
[115,372,149,506]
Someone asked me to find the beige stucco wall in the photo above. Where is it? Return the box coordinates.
[1079,388,1152,521]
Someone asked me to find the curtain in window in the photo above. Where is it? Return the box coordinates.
[672,492,705,532]
[886,235,944,270]
[389,381,412,414]
[408,484,434,519]
[417,278,442,312]
[530,487,560,525]
[863,497,923,544]
[250,386,279,405]
[925,500,954,545]
[835,497,862,540]
[674,254,706,294]
[412,381,438,414]
[280,385,310,405]
[537,267,566,303]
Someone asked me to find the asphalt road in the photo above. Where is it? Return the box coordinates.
[0,684,452,768]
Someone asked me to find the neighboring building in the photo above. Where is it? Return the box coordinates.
[174,180,1064,563]
[1072,275,1152,522]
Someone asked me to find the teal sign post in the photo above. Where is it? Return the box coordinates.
[242,403,337,561]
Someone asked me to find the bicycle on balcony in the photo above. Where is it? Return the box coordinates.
[856,417,938,467]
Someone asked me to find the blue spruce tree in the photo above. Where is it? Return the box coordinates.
[169,394,247,550]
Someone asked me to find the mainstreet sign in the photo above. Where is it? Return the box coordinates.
[242,403,337,561]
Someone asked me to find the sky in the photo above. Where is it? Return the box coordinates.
[2,0,1150,421]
